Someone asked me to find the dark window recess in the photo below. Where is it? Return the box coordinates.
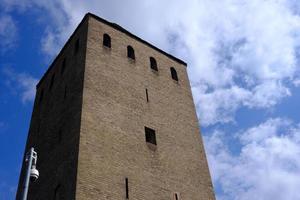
[175,193,179,200]
[170,67,178,81]
[150,57,158,71]
[37,122,40,135]
[64,85,67,100]
[74,39,79,54]
[103,33,111,48]
[61,58,66,75]
[145,89,149,102]
[39,90,44,103]
[49,74,55,91]
[145,127,156,145]
[125,178,129,199]
[58,129,62,143]
[54,184,61,200]
[127,45,135,60]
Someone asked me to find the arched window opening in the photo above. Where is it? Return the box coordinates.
[150,57,158,71]
[49,74,55,91]
[170,67,178,81]
[127,45,135,60]
[103,34,111,48]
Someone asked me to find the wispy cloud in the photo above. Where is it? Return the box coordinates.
[2,0,300,126]
[2,67,38,103]
[0,14,18,53]
[292,79,300,87]
[205,118,300,200]
[2,1,300,200]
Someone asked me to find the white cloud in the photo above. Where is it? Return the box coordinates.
[193,85,251,125]
[186,0,300,125]
[245,81,291,108]
[204,118,300,200]
[41,28,63,57]
[2,2,300,199]
[0,14,18,52]
[3,0,300,126]
[2,67,38,103]
[292,79,300,87]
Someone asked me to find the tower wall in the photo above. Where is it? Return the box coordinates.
[76,16,215,199]
[16,13,215,200]
[16,17,88,200]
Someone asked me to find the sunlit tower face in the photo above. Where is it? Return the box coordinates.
[16,13,215,200]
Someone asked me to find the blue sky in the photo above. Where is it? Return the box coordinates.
[1,0,300,199]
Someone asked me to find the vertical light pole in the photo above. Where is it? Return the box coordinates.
[21,147,39,200]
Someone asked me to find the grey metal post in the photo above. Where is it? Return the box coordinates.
[21,147,34,200]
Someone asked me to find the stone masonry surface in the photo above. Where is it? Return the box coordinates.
[16,13,215,200]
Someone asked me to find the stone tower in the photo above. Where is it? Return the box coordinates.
[16,13,215,200]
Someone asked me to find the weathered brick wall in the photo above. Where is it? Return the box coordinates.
[76,15,215,200]
[16,17,88,200]
[16,13,215,200]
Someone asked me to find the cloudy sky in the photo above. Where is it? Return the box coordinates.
[1,0,300,199]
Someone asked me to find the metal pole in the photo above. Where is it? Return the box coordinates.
[22,147,34,200]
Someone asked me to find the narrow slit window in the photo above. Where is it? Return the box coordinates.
[150,57,158,71]
[103,33,111,48]
[145,88,149,102]
[61,58,66,75]
[58,129,62,143]
[127,45,135,60]
[170,67,178,81]
[37,122,40,135]
[64,85,67,100]
[39,89,44,103]
[125,178,129,199]
[54,184,61,200]
[174,192,180,200]
[49,74,55,91]
[145,127,156,145]
[74,39,79,54]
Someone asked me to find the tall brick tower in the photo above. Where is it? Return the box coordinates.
[16,13,215,200]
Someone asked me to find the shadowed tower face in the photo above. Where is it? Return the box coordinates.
[16,13,215,200]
